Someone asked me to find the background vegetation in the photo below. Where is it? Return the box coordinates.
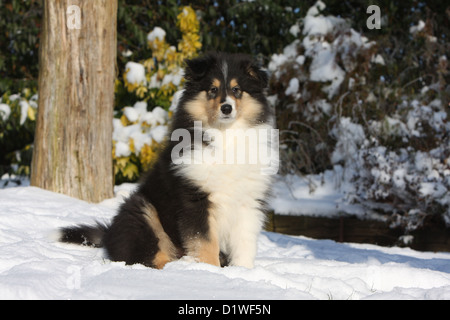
[0,0,448,231]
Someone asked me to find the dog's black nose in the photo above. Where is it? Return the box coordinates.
[221,104,233,115]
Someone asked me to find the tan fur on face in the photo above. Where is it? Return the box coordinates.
[142,203,177,269]
[185,91,210,126]
[229,78,238,89]
[185,92,221,128]
[185,78,264,128]
[212,79,221,89]
[238,92,263,122]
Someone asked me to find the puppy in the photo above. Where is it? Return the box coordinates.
[60,52,277,269]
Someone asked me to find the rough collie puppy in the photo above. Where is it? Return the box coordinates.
[59,52,277,269]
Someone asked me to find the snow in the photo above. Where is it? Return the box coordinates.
[308,48,345,98]
[409,20,425,34]
[0,103,11,121]
[1,185,450,299]
[284,78,299,96]
[150,125,168,144]
[305,0,326,17]
[371,54,385,65]
[114,140,131,158]
[330,117,366,165]
[269,170,365,218]
[125,62,147,86]
[113,102,169,157]
[303,14,341,37]
[268,1,449,226]
[147,26,166,42]
[289,24,300,37]
[19,100,30,125]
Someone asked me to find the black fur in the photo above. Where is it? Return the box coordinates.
[59,52,272,268]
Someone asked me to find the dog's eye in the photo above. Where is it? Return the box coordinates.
[210,86,218,93]
[232,86,242,97]
[208,86,219,99]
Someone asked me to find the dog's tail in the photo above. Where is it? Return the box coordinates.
[59,222,109,248]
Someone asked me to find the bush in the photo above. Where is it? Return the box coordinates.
[112,6,202,183]
[269,1,450,230]
[0,89,37,177]
[0,0,41,93]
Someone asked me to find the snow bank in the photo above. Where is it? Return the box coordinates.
[1,186,450,299]
[269,170,365,218]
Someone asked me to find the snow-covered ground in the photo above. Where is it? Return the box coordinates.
[1,185,450,300]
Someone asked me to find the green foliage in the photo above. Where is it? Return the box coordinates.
[0,0,41,93]
[1,0,448,215]
[0,89,37,176]
[190,0,304,58]
[116,0,180,82]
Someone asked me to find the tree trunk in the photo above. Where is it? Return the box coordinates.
[31,0,118,202]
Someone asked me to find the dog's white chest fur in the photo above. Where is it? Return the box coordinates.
[174,123,275,267]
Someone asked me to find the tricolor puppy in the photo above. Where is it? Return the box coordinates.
[59,52,275,269]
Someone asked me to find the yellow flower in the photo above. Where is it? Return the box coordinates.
[155,68,164,81]
[178,32,202,59]
[160,83,177,97]
[140,143,156,171]
[136,85,148,99]
[114,156,129,174]
[27,106,36,121]
[165,46,181,71]
[123,70,139,92]
[129,138,135,154]
[122,161,139,180]
[143,58,155,73]
[150,38,169,62]
[120,114,130,126]
[177,6,199,35]
[22,88,31,98]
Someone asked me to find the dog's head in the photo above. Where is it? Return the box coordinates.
[180,52,270,129]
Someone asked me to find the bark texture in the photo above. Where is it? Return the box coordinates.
[31,0,118,202]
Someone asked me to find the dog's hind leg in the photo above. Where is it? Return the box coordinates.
[103,195,177,269]
[141,203,178,269]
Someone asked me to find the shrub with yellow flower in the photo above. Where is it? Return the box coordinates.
[120,6,201,108]
[113,6,202,183]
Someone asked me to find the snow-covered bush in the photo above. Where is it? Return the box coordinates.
[118,6,200,109]
[113,6,201,183]
[270,0,377,174]
[352,99,450,230]
[270,1,449,230]
[0,89,38,177]
[112,102,169,182]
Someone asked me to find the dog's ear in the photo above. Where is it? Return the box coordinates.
[184,55,215,81]
[243,60,268,88]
